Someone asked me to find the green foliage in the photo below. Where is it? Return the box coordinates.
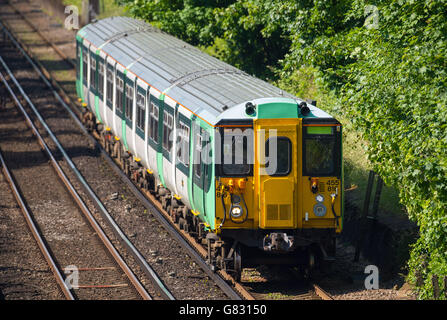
[118,0,447,298]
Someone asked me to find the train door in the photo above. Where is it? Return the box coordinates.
[255,119,298,229]
[191,121,205,216]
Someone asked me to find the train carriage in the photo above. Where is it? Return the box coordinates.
[76,17,343,280]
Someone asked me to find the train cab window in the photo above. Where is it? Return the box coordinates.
[303,126,339,176]
[162,111,173,153]
[176,121,190,167]
[116,76,124,114]
[106,67,113,104]
[82,49,88,83]
[90,55,96,90]
[265,137,291,176]
[98,61,104,96]
[222,128,253,176]
[136,92,145,131]
[125,84,134,121]
[149,101,159,143]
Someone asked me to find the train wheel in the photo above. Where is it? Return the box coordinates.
[233,244,242,282]
[225,242,242,282]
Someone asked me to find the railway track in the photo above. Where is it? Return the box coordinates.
[0,2,336,301]
[0,59,174,300]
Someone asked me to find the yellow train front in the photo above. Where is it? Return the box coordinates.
[211,98,343,280]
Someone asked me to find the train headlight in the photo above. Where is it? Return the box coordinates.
[230,205,243,218]
[316,194,324,203]
[313,203,327,217]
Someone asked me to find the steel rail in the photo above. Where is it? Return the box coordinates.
[0,46,175,299]
[0,68,152,301]
[0,18,246,300]
[0,148,75,300]
[313,283,334,300]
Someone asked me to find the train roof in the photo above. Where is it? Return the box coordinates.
[77,17,334,126]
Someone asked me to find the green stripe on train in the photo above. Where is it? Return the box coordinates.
[122,70,128,150]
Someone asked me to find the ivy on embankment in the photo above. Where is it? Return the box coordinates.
[296,0,447,299]
[117,0,447,298]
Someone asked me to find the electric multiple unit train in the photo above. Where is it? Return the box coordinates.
[76,17,343,280]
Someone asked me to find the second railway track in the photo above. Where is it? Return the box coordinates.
[0,72,155,300]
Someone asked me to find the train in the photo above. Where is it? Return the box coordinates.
[75,17,343,280]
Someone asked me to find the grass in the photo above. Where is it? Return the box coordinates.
[342,120,406,217]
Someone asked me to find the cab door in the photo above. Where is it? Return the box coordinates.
[255,119,298,229]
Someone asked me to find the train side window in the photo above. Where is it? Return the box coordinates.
[194,132,202,178]
[82,49,88,83]
[125,83,133,121]
[265,137,291,176]
[116,76,124,114]
[176,120,190,167]
[136,92,145,131]
[90,55,96,90]
[76,44,81,76]
[149,101,159,143]
[162,111,173,153]
[98,61,104,96]
[106,66,113,104]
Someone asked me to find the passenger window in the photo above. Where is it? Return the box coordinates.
[106,66,113,104]
[98,61,104,96]
[136,92,145,131]
[149,101,159,143]
[162,111,173,153]
[176,121,190,167]
[116,76,124,114]
[90,55,96,89]
[125,83,134,121]
[82,49,88,83]
[265,137,291,176]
